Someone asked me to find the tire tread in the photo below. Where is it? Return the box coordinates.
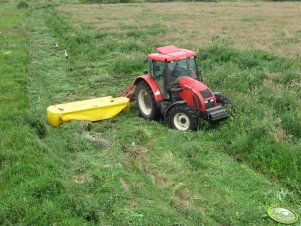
[167,104,200,131]
[135,81,160,120]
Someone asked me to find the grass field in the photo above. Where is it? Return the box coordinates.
[0,0,301,225]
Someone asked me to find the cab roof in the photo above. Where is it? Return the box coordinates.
[148,45,196,62]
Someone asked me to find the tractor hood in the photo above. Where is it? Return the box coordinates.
[178,76,216,112]
[178,76,209,92]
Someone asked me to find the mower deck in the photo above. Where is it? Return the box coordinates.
[47,96,130,126]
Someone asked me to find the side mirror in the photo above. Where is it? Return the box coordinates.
[143,58,148,63]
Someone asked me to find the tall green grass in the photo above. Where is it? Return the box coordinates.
[0,1,300,225]
[203,43,301,189]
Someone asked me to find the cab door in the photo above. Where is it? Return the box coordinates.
[150,60,169,99]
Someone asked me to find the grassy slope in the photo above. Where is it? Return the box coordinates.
[0,1,300,225]
[52,2,301,189]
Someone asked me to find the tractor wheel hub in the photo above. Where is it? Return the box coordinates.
[174,113,190,130]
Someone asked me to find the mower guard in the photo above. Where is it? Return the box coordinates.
[47,96,130,126]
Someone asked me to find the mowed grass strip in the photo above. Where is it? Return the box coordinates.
[0,3,87,225]
[60,2,301,59]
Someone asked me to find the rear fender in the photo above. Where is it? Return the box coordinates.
[164,101,186,118]
[134,75,164,102]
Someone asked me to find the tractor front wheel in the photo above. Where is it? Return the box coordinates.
[167,105,200,131]
[135,81,160,120]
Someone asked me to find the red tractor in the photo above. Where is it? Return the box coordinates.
[119,45,232,131]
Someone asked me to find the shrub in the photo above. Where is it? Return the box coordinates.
[16,1,29,9]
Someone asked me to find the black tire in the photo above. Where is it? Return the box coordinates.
[167,104,200,131]
[135,81,160,120]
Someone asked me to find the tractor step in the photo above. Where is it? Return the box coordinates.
[159,101,171,115]
[205,106,228,122]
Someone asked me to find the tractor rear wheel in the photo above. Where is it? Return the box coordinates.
[167,104,200,131]
[135,81,160,120]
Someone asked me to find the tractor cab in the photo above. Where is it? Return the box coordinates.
[147,46,201,99]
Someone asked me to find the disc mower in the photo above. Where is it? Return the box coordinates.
[119,45,232,131]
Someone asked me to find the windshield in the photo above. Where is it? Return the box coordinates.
[168,57,198,84]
